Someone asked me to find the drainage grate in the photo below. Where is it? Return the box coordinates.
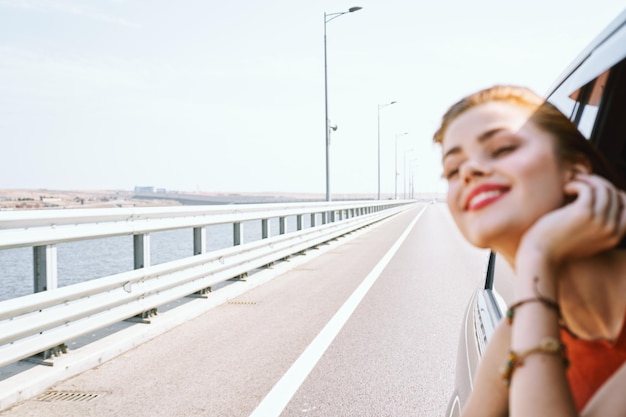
[228,300,257,305]
[37,391,103,403]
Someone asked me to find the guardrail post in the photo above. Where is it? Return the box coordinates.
[330,211,336,222]
[23,343,68,366]
[32,244,65,363]
[262,219,270,239]
[279,217,286,235]
[33,245,58,293]
[232,222,246,278]
[132,233,157,321]
[310,213,316,227]
[297,215,303,231]
[193,227,206,255]
[322,212,327,224]
[233,222,243,246]
[133,234,151,269]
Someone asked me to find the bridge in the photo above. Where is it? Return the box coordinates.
[0,201,488,416]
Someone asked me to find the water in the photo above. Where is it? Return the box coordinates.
[0,216,308,302]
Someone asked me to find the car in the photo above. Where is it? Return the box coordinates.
[446,8,626,417]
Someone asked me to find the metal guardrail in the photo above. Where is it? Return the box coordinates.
[0,200,411,369]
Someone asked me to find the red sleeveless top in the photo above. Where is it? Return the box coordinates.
[561,310,626,411]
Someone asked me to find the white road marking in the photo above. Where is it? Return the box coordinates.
[248,206,427,417]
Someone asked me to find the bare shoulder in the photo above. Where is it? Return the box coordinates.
[461,322,510,417]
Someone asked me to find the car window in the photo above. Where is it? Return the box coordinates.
[569,69,609,138]
[492,253,515,305]
[548,19,626,142]
[550,57,626,180]
[590,58,626,177]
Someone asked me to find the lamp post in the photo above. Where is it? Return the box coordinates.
[394,132,408,199]
[324,6,362,202]
[377,101,396,200]
[409,159,418,199]
[403,148,414,199]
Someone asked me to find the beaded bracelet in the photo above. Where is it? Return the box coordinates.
[500,337,569,387]
[506,297,560,325]
[506,277,560,325]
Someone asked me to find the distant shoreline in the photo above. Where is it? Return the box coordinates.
[0,189,445,210]
[0,189,178,210]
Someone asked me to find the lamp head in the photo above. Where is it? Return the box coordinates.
[348,7,362,12]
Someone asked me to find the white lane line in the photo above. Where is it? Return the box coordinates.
[248,205,428,417]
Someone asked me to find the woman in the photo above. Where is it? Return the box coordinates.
[434,85,626,416]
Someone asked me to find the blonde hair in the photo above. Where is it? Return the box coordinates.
[433,85,625,189]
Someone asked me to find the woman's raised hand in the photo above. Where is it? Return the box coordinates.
[518,173,626,267]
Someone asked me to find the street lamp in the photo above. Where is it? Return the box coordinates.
[394,132,408,199]
[403,148,414,199]
[377,101,396,200]
[409,159,418,199]
[324,6,362,202]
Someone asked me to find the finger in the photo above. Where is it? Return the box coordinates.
[593,177,617,224]
[617,190,626,240]
[584,174,622,227]
[613,187,624,224]
[572,174,616,225]
[563,178,592,211]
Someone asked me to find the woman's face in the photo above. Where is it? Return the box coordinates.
[442,102,570,255]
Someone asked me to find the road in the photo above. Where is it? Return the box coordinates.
[0,203,489,417]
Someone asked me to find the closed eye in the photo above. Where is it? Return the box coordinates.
[493,145,516,157]
[443,167,459,180]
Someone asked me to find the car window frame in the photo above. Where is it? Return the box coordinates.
[547,15,626,139]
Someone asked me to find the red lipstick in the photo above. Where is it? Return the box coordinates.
[464,184,509,211]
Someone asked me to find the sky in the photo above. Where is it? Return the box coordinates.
[1,0,625,197]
